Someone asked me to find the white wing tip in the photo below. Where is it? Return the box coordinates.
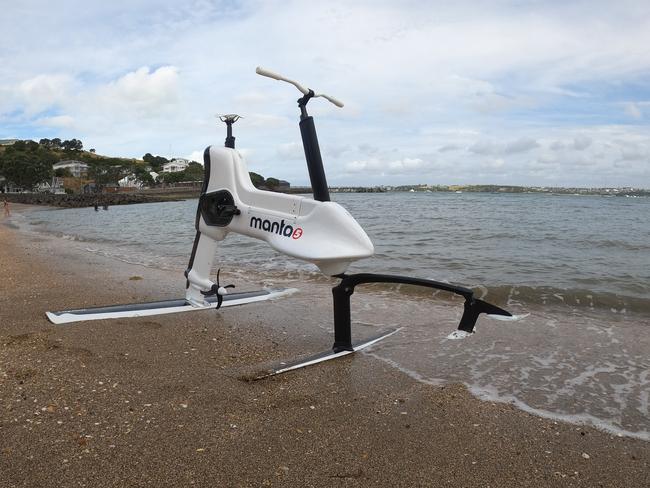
[45,311,65,325]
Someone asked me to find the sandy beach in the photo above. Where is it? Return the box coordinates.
[0,208,648,487]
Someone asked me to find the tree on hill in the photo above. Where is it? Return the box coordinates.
[54,167,73,178]
[247,173,287,190]
[12,140,39,152]
[39,138,60,149]
[142,153,169,172]
[158,171,187,185]
[184,161,204,181]
[88,164,125,192]
[62,139,83,152]
[39,138,72,150]
[249,172,265,188]
[0,141,54,189]
[131,165,154,187]
[265,177,280,189]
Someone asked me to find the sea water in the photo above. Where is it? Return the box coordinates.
[17,192,650,440]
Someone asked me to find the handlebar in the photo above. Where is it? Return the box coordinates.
[255,66,344,108]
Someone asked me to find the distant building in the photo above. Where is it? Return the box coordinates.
[118,170,159,189]
[278,180,290,190]
[37,177,65,194]
[162,158,190,173]
[1,176,22,193]
[118,174,141,189]
[53,160,89,178]
[82,183,97,194]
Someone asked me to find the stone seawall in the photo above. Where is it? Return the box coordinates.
[2,192,175,208]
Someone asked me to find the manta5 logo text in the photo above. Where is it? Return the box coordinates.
[250,217,303,239]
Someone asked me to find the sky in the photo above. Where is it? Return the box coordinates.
[1,0,649,188]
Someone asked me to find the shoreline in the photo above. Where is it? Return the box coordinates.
[1,214,648,486]
[4,185,648,212]
[2,191,189,208]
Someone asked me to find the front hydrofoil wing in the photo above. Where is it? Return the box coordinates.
[46,288,297,325]
[253,327,401,379]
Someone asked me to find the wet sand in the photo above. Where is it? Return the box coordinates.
[0,213,648,487]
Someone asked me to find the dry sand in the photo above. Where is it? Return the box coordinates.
[0,210,648,487]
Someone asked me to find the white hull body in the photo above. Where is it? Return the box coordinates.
[185,146,374,304]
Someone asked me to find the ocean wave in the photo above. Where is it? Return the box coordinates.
[367,352,650,442]
[482,284,650,315]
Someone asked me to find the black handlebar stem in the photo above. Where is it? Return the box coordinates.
[296,89,330,202]
[297,89,315,119]
[224,120,235,149]
[219,114,241,149]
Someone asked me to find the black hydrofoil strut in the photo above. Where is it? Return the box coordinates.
[331,273,512,352]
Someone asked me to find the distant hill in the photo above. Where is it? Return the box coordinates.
[0,138,289,192]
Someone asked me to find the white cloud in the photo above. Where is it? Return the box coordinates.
[276,142,304,160]
[482,158,505,169]
[438,144,460,153]
[387,157,426,172]
[323,144,350,158]
[18,74,73,114]
[623,102,643,120]
[573,135,592,151]
[239,114,292,129]
[185,150,205,164]
[345,155,434,176]
[357,144,380,156]
[37,115,75,128]
[619,144,648,161]
[469,141,499,155]
[95,66,180,117]
[346,158,383,174]
[233,91,269,106]
[504,137,539,154]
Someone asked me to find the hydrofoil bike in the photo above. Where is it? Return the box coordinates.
[46,67,513,377]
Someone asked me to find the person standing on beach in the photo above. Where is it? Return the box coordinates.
[3,199,9,218]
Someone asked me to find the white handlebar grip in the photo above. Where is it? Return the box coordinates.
[255,66,284,81]
[256,66,343,107]
[318,93,344,108]
[255,66,309,95]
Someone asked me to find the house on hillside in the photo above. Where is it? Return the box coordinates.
[162,158,190,173]
[37,177,65,194]
[53,160,89,178]
[1,176,23,193]
[118,170,159,189]
[118,174,140,189]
